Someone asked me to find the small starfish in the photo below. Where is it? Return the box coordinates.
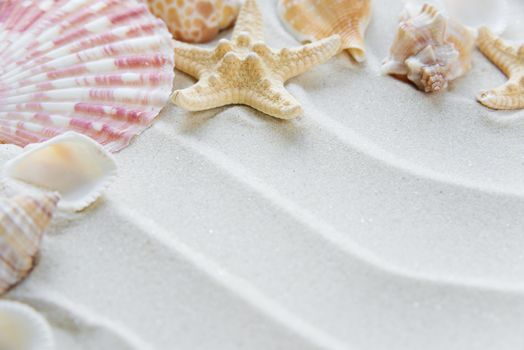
[171,0,341,119]
[477,27,524,110]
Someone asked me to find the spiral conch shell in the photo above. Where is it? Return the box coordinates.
[4,132,117,212]
[382,4,475,92]
[277,0,372,62]
[0,300,54,350]
[147,0,240,43]
[0,193,59,296]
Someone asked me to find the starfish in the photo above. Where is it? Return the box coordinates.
[476,27,524,110]
[171,0,341,119]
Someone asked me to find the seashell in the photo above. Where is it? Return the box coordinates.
[0,300,54,350]
[0,193,59,296]
[4,132,117,212]
[382,3,475,92]
[0,0,175,153]
[146,0,240,43]
[277,0,372,62]
[476,27,524,110]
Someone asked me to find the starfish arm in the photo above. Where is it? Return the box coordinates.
[171,78,233,111]
[275,35,341,81]
[172,77,303,119]
[477,78,524,110]
[232,0,264,42]
[478,27,524,78]
[173,41,214,79]
[246,81,303,119]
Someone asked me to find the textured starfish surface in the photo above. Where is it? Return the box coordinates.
[171,0,341,119]
[477,27,524,110]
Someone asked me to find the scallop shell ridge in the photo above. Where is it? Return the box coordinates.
[0,0,175,152]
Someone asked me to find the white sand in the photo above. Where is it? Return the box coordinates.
[4,0,524,349]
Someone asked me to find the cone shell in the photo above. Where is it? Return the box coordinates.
[382,4,475,92]
[277,0,372,62]
[0,300,54,350]
[0,193,59,295]
[146,0,240,43]
[0,0,175,152]
[4,132,117,212]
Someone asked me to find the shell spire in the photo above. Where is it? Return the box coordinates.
[277,0,372,62]
[0,192,59,295]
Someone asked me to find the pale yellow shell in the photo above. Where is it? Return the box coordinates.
[0,193,59,295]
[4,132,117,212]
[147,0,240,43]
[277,0,372,62]
[382,4,475,92]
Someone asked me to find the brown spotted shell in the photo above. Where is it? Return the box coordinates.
[147,0,240,43]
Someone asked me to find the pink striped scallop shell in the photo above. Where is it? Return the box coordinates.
[0,0,175,152]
